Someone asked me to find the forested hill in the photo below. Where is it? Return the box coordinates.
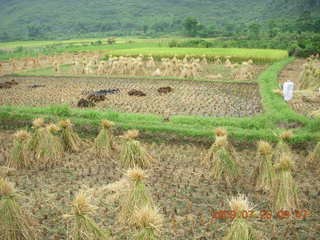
[0,0,319,40]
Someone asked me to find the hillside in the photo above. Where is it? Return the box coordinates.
[0,0,319,40]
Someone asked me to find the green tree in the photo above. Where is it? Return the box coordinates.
[268,20,278,38]
[248,23,261,39]
[183,16,200,37]
[143,25,148,34]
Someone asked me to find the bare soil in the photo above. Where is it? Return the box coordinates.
[0,76,263,118]
[0,130,319,240]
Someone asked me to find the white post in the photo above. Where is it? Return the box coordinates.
[283,80,294,101]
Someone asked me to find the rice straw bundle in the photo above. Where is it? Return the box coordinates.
[132,205,163,240]
[64,192,109,240]
[8,130,31,169]
[118,168,154,225]
[203,135,238,185]
[58,119,82,152]
[29,118,45,152]
[0,178,37,240]
[93,120,114,158]
[32,126,63,163]
[308,109,320,118]
[119,130,154,169]
[215,128,228,137]
[307,142,320,166]
[0,167,16,177]
[273,131,293,163]
[273,154,299,212]
[223,194,258,240]
[252,141,275,192]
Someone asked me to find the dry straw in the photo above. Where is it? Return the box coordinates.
[273,131,293,163]
[29,118,45,153]
[65,192,109,240]
[58,119,82,152]
[32,126,63,164]
[132,205,164,240]
[299,55,320,90]
[0,167,16,177]
[273,154,299,212]
[120,130,154,169]
[223,194,258,240]
[118,168,154,225]
[93,120,114,158]
[215,128,228,137]
[0,178,37,240]
[252,141,275,192]
[307,142,320,166]
[8,130,31,169]
[203,134,238,185]
[308,109,320,118]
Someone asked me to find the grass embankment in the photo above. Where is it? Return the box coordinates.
[109,47,289,64]
[0,57,319,143]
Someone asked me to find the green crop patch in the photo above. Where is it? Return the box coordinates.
[109,47,288,64]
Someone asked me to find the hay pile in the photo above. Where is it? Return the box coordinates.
[0,178,37,240]
[120,130,155,169]
[203,130,239,185]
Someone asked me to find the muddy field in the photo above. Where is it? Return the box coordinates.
[0,130,319,239]
[0,76,263,118]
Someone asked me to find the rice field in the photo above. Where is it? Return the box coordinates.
[0,76,263,118]
[0,38,319,240]
[0,129,319,239]
[109,47,289,63]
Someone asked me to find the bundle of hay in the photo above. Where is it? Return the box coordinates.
[203,134,238,185]
[58,119,82,152]
[307,142,320,166]
[0,178,37,240]
[119,130,154,169]
[94,120,114,158]
[252,141,275,192]
[215,128,228,137]
[273,131,293,163]
[232,62,255,81]
[8,130,31,169]
[0,167,16,177]
[131,205,163,240]
[30,124,63,164]
[29,118,46,152]
[308,108,320,118]
[223,194,259,240]
[64,192,109,240]
[299,56,320,90]
[118,168,154,225]
[273,154,299,212]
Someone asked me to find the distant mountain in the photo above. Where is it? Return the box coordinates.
[0,0,319,40]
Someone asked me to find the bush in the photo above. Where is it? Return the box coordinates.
[168,40,178,48]
[91,40,103,46]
